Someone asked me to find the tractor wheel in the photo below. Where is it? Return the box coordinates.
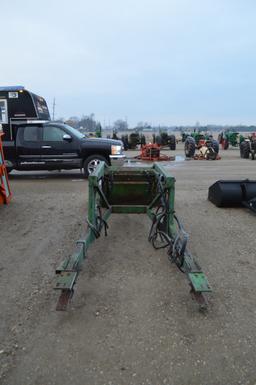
[121,135,129,151]
[169,134,176,150]
[140,134,146,146]
[184,136,196,158]
[210,139,219,154]
[218,133,223,143]
[239,142,244,158]
[239,141,245,158]
[155,135,162,145]
[250,141,256,160]
[240,141,250,159]
[206,147,217,160]
[223,139,229,150]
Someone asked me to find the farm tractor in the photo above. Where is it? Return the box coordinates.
[152,132,176,150]
[54,162,211,311]
[182,131,212,144]
[184,136,219,160]
[218,131,244,150]
[121,133,146,150]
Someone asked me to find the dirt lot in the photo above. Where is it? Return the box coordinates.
[1,144,256,385]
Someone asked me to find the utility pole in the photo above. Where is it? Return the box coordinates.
[52,97,56,121]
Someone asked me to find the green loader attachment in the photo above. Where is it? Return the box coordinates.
[55,162,211,311]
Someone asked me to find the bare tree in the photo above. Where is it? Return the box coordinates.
[113,119,128,132]
[65,116,79,128]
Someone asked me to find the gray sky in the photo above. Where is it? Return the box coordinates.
[1,0,256,126]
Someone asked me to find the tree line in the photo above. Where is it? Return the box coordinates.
[56,114,256,133]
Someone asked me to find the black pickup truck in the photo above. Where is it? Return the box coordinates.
[3,121,125,176]
[0,86,125,176]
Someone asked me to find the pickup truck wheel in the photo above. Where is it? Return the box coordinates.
[83,155,107,177]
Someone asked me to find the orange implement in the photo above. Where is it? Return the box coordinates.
[135,143,172,162]
[0,132,12,204]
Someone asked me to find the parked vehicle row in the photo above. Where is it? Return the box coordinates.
[0,86,125,176]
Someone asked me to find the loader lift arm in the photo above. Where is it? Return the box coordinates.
[55,162,211,311]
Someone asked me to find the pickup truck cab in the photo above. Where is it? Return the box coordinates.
[0,86,125,176]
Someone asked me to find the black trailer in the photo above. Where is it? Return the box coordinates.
[0,86,50,141]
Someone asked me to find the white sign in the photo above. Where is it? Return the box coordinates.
[0,100,8,124]
[8,92,18,99]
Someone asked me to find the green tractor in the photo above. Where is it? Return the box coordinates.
[218,131,245,150]
[182,130,212,145]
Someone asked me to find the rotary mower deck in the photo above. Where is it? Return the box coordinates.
[135,143,173,161]
[55,162,211,311]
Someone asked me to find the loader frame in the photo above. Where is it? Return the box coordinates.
[55,162,211,310]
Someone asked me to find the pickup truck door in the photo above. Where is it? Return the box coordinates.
[16,125,44,169]
[40,124,81,169]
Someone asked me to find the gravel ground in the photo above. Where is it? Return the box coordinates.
[0,144,256,385]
